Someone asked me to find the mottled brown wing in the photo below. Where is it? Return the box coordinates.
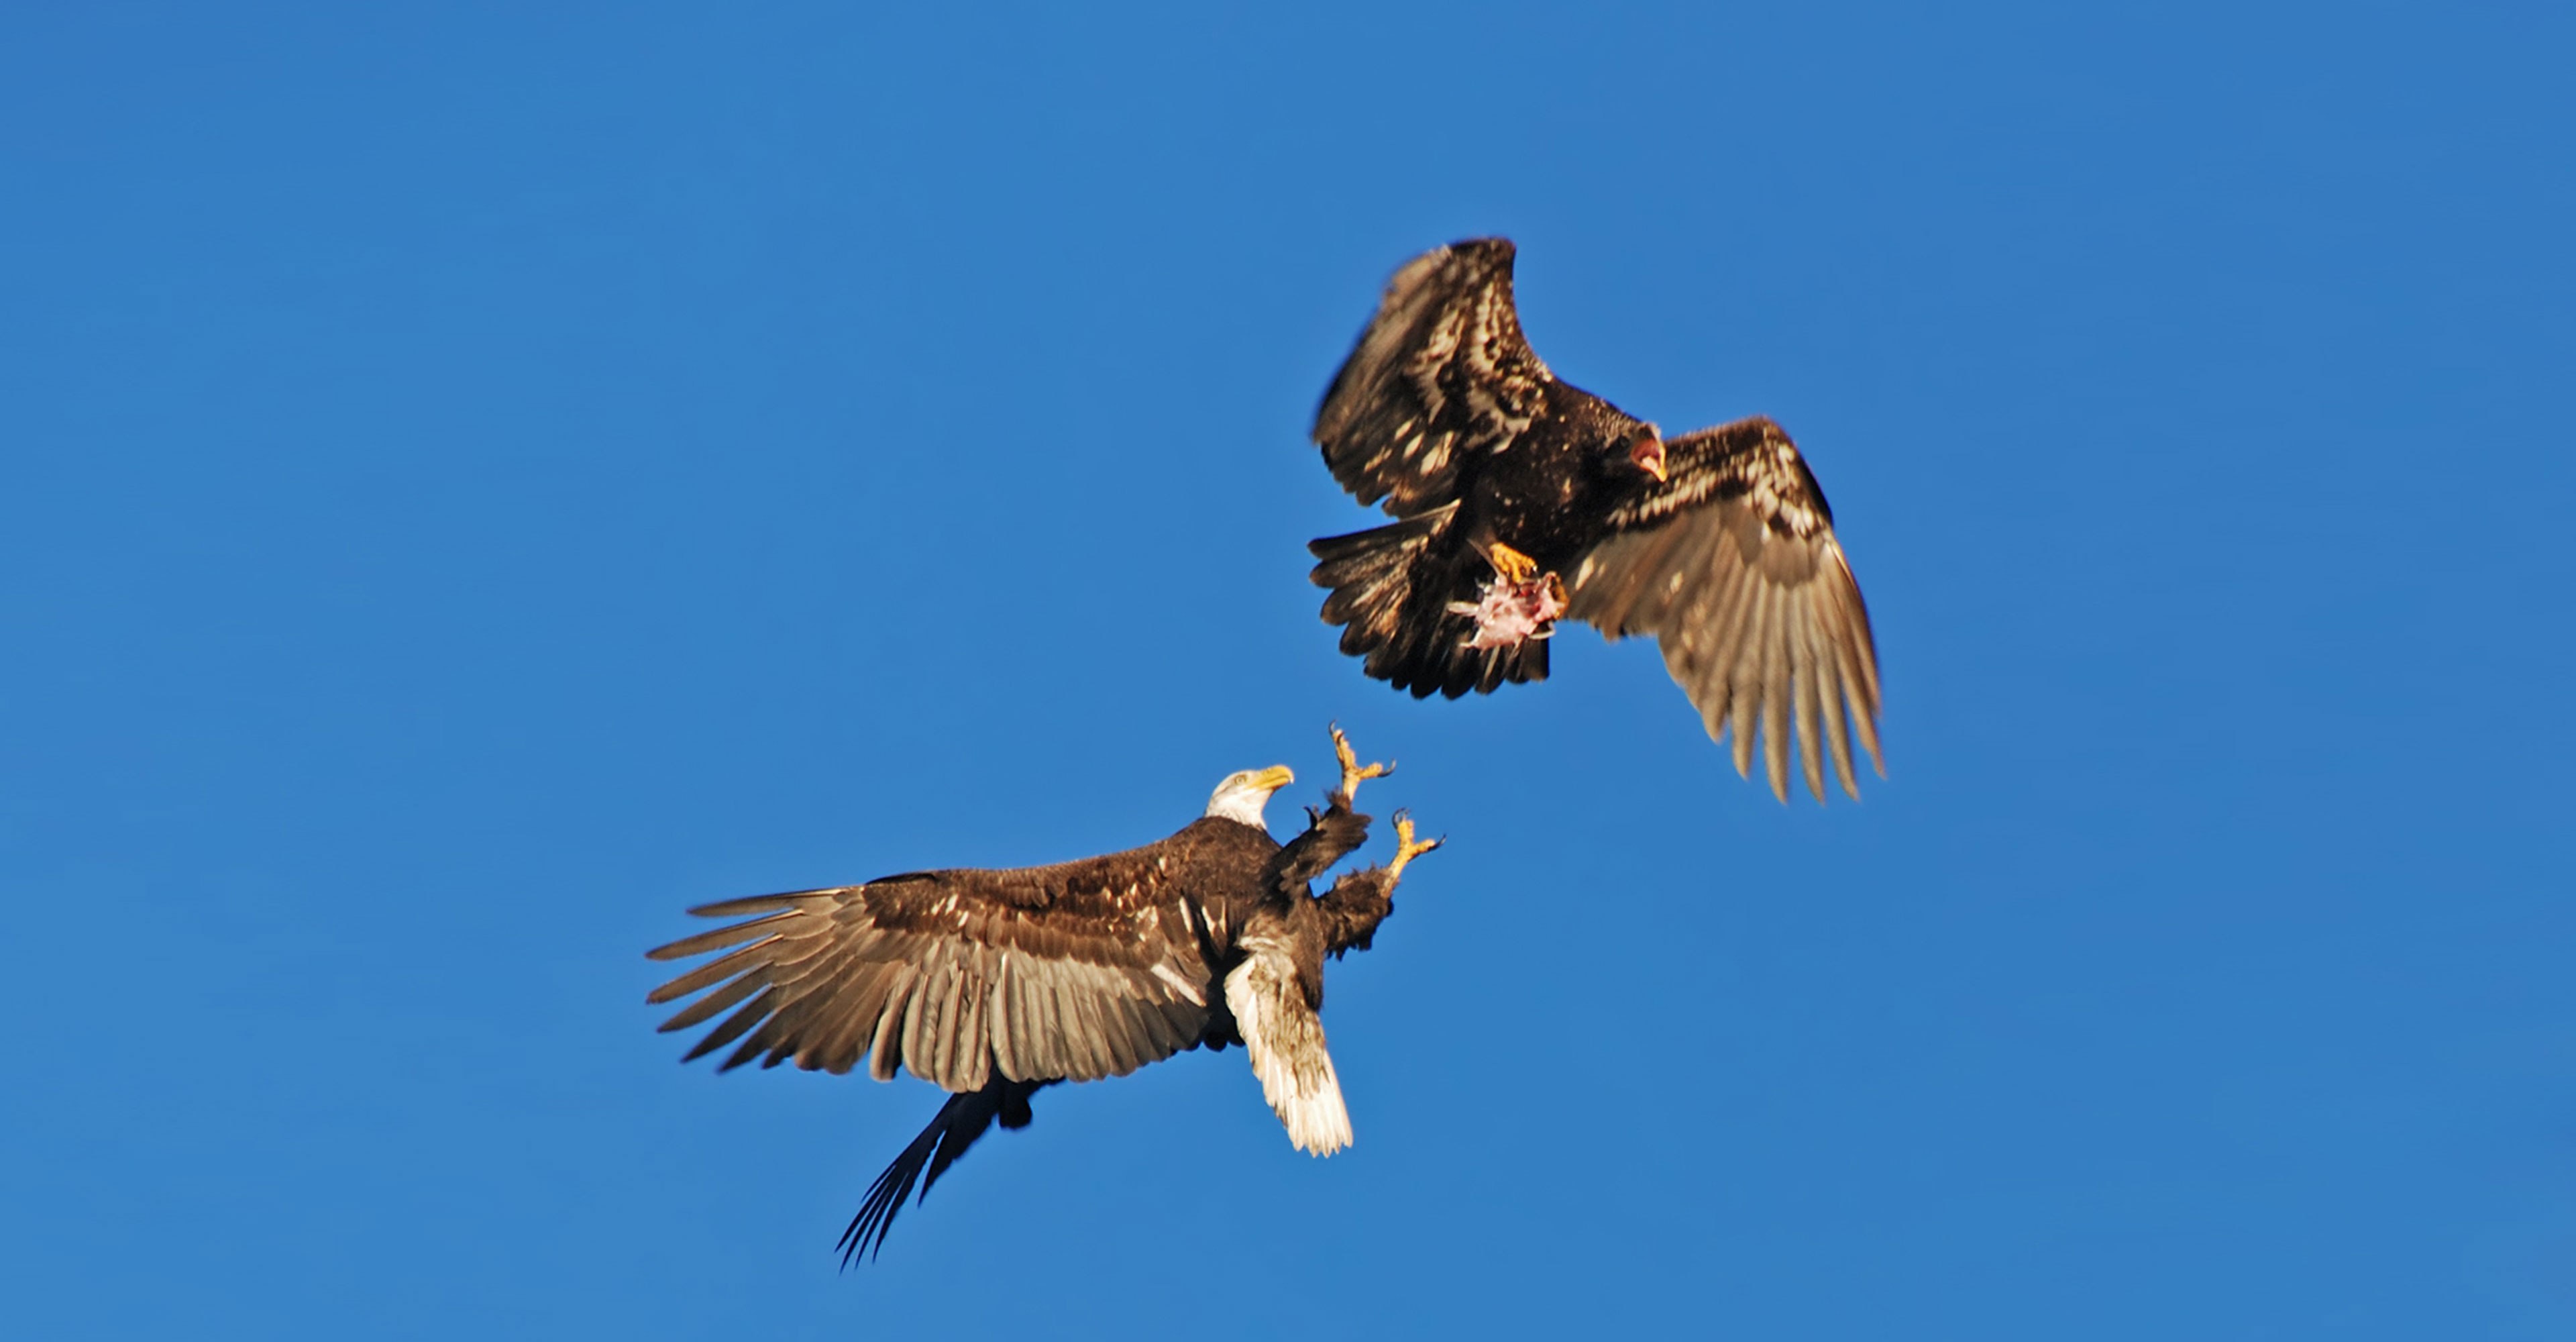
[1564,417,1884,803]
[645,843,1216,1092]
[1313,238,1555,517]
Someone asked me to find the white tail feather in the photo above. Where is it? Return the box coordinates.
[1224,942,1352,1156]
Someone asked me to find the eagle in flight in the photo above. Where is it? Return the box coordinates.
[1309,239,1884,802]
[645,727,1440,1263]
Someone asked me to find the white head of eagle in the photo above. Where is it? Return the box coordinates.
[1202,764,1295,827]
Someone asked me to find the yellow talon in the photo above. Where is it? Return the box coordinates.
[1486,542,1539,586]
[1328,722,1390,804]
[1386,812,1444,881]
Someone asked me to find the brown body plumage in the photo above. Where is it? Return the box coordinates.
[645,731,1439,1262]
[1309,238,1885,802]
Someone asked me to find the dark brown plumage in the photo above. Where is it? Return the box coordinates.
[644,731,1440,1263]
[1309,238,1884,802]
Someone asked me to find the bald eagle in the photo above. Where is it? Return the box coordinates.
[644,727,1441,1263]
[1309,238,1884,802]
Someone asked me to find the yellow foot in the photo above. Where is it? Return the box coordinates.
[1328,722,1390,805]
[1386,812,1444,881]
[1485,541,1539,586]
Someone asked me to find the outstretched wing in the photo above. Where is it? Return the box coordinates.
[645,841,1220,1092]
[1223,925,1352,1156]
[1564,417,1884,802]
[1313,238,1554,517]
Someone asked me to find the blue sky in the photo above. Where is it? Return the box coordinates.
[5,3,2572,1337]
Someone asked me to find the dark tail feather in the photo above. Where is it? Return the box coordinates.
[837,1078,1051,1268]
[1309,505,1546,699]
[1309,504,1457,651]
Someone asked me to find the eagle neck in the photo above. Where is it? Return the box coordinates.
[1202,792,1274,829]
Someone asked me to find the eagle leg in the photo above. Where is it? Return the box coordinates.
[1328,722,1390,806]
[1483,541,1540,585]
[1385,812,1444,882]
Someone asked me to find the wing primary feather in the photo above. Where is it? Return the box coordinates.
[927,959,967,1086]
[647,941,773,1006]
[950,958,992,1092]
[685,890,830,919]
[683,986,778,1062]
[1792,599,1827,805]
[1694,549,1760,707]
[1094,992,1136,1077]
[1049,965,1089,1078]
[1108,980,1153,1077]
[1813,609,1862,800]
[1760,586,1792,802]
[647,915,791,962]
[722,1017,790,1072]
[990,954,1022,1082]
[807,939,904,1071]
[753,946,871,1070]
[1099,986,1144,1078]
[1025,964,1065,1078]
[1081,976,1122,1077]
[1057,974,1103,1079]
[804,961,895,1075]
[899,962,945,1087]
[867,966,917,1082]
[729,931,866,1066]
[1011,960,1049,1079]
[657,966,775,1035]
[1825,578,1886,775]
[1727,581,1770,778]
[1830,552,1885,717]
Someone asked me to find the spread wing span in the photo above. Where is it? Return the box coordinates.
[645,847,1215,1093]
[1565,418,1884,801]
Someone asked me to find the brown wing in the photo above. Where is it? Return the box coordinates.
[1313,238,1555,517]
[644,841,1222,1092]
[1564,417,1884,803]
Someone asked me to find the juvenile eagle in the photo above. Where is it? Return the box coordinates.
[1309,238,1884,802]
[645,727,1440,1263]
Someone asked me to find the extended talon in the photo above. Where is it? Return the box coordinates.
[1328,722,1390,804]
[1386,811,1444,881]
[1485,541,1539,586]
